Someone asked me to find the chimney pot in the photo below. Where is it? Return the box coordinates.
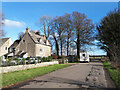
[26,27,30,32]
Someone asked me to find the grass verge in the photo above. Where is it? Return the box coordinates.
[2,64,70,88]
[103,62,120,89]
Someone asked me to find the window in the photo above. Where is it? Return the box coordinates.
[5,47,7,50]
[40,48,42,52]
[46,49,48,52]
[37,38,40,43]
[23,40,25,43]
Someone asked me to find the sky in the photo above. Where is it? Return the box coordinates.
[2,2,119,55]
[2,0,120,2]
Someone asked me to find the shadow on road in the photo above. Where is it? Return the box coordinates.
[5,76,108,89]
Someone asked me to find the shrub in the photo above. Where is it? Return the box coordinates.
[47,56,52,62]
[26,57,31,64]
[22,58,26,65]
[15,58,20,65]
[41,57,47,62]
[52,54,58,59]
[33,58,36,64]
[37,57,41,63]
[8,58,12,66]
[41,56,53,62]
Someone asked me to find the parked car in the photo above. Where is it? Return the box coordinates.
[29,58,35,63]
[29,58,41,63]
[35,58,41,63]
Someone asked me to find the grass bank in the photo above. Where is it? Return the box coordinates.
[103,62,120,89]
[2,64,70,88]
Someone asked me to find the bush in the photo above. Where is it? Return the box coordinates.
[37,57,41,63]
[28,57,31,64]
[22,58,26,65]
[58,56,66,59]
[15,58,20,65]
[52,54,58,59]
[8,58,12,66]
[47,56,52,62]
[41,56,52,62]
[41,57,47,62]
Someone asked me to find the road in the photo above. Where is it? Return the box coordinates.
[12,62,116,89]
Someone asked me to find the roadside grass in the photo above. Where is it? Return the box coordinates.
[2,64,70,88]
[103,62,120,89]
[89,57,102,59]
[68,61,80,63]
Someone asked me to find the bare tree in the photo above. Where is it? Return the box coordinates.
[36,15,52,39]
[52,16,66,56]
[63,13,74,56]
[18,32,25,41]
[52,32,59,56]
[0,10,5,38]
[72,11,94,59]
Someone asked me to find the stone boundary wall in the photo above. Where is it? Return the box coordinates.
[0,61,59,74]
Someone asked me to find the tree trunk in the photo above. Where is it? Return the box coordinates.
[53,34,59,56]
[44,24,46,37]
[77,41,80,59]
[67,39,69,56]
[77,30,80,59]
[61,40,63,56]
[56,41,59,56]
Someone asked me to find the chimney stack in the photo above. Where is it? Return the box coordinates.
[26,27,30,32]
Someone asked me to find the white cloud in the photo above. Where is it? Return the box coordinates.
[4,19,26,28]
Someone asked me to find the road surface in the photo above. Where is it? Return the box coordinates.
[11,62,116,89]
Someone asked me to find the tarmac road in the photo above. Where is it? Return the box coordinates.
[11,62,116,89]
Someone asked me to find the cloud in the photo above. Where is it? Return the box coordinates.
[4,19,26,28]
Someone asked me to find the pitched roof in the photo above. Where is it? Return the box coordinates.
[9,40,20,49]
[28,31,51,46]
[0,38,10,47]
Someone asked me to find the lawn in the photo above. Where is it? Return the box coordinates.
[2,64,70,88]
[103,62,120,89]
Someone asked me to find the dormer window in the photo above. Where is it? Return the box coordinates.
[37,38,40,43]
[23,40,25,43]
[43,39,46,44]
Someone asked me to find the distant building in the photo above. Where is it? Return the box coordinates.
[6,27,51,58]
[0,38,13,57]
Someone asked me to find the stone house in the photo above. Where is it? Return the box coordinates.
[0,38,13,57]
[7,27,51,58]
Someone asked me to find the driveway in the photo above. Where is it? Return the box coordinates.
[11,62,116,89]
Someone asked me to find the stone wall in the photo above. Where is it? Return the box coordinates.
[0,61,58,74]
